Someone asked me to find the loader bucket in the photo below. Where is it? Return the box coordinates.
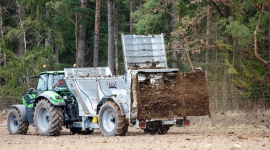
[133,71,210,120]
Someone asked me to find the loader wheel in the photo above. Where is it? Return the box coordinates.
[34,99,64,136]
[7,108,29,134]
[98,101,128,136]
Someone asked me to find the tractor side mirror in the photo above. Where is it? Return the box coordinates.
[28,88,34,94]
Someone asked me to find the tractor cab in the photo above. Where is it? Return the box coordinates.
[36,71,68,95]
[23,71,68,107]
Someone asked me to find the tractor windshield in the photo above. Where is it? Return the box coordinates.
[36,74,48,95]
[36,73,65,94]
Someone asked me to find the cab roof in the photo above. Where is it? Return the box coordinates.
[30,70,64,78]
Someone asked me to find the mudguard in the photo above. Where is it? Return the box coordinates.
[11,105,27,121]
[97,97,125,116]
[34,91,66,107]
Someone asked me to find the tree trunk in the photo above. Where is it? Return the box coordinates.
[269,20,270,64]
[182,31,194,72]
[76,0,88,67]
[0,4,3,40]
[93,0,101,67]
[130,0,135,34]
[114,1,119,75]
[171,0,179,68]
[45,6,51,48]
[205,5,211,78]
[16,1,26,57]
[108,0,115,75]
[222,59,228,111]
[54,43,59,64]
[138,0,143,9]
[254,6,270,78]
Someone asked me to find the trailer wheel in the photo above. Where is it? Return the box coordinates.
[70,127,82,134]
[34,99,64,136]
[7,108,29,134]
[84,128,93,134]
[143,121,160,134]
[143,127,159,134]
[98,101,128,136]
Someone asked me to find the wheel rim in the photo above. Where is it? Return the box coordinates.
[102,109,116,132]
[9,114,19,132]
[38,107,50,131]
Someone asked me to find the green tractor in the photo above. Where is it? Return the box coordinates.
[7,70,79,136]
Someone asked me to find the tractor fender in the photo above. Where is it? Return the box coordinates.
[10,105,28,121]
[34,91,66,107]
[97,97,124,116]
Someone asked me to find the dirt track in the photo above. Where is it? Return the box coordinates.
[0,124,269,150]
[1,109,270,150]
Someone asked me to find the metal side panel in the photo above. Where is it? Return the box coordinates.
[11,105,27,121]
[65,79,98,116]
[121,34,168,71]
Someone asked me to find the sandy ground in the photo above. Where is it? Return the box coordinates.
[0,124,269,150]
[0,110,270,150]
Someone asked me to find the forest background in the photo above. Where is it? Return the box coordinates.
[0,0,270,113]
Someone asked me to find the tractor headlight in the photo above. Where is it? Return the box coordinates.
[55,95,61,100]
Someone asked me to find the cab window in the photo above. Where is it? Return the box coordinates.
[36,74,48,95]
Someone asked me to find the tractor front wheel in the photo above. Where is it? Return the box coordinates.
[98,101,128,136]
[34,99,63,136]
[7,107,29,134]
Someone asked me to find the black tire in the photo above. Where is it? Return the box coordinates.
[70,127,82,134]
[7,108,29,134]
[157,126,171,134]
[143,121,171,135]
[84,128,93,134]
[70,128,93,135]
[143,127,158,134]
[98,101,128,136]
[34,99,64,136]
[143,121,160,135]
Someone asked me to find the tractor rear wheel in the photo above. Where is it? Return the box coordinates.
[98,101,128,136]
[7,107,29,134]
[34,99,63,136]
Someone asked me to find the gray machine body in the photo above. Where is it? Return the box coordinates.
[64,34,180,128]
